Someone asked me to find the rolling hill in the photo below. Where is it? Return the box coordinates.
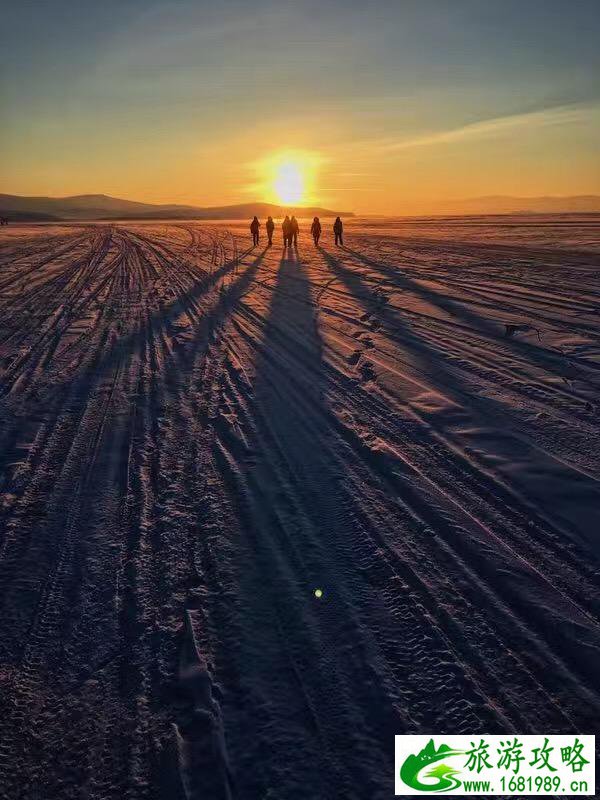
[0,194,353,222]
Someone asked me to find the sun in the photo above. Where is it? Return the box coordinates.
[251,150,322,207]
[274,161,304,205]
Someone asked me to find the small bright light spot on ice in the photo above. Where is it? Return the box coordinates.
[314,588,323,599]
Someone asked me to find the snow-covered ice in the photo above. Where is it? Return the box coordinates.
[0,215,599,798]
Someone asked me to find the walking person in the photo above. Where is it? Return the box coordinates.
[282,215,291,247]
[333,216,344,247]
[310,216,321,245]
[250,216,260,246]
[290,215,299,247]
[266,215,275,246]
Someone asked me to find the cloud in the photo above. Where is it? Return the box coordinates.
[383,103,595,152]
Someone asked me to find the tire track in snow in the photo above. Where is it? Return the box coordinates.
[1,221,599,800]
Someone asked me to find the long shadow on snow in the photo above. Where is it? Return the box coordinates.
[342,246,599,377]
[320,245,600,542]
[217,247,401,799]
[26,243,261,409]
[0,241,268,800]
[321,245,511,410]
[0,248,269,658]
[319,245,600,686]
[324,247,600,433]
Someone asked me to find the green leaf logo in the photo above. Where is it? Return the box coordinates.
[400,739,465,792]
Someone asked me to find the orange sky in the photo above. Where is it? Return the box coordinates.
[2,1,599,213]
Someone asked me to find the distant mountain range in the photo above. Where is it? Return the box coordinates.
[421,195,600,215]
[0,194,353,222]
[2,192,599,221]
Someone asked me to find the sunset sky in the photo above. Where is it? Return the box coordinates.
[1,0,599,214]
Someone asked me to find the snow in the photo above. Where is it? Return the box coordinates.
[0,215,599,798]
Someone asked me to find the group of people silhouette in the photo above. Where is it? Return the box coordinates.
[250,215,344,248]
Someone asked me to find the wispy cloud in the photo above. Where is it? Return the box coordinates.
[383,103,595,152]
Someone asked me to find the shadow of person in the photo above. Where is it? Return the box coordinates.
[340,245,570,379]
[221,245,401,797]
[316,243,481,409]
[252,247,324,441]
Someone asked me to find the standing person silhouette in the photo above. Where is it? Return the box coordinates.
[290,216,299,247]
[266,216,275,246]
[333,216,344,247]
[310,216,321,245]
[282,215,291,247]
[250,216,260,246]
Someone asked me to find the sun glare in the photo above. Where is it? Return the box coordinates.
[251,150,322,207]
[274,161,304,205]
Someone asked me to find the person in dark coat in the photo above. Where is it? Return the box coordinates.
[290,216,299,247]
[266,216,275,246]
[333,216,343,247]
[250,216,260,246]
[310,216,321,245]
[282,215,291,247]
